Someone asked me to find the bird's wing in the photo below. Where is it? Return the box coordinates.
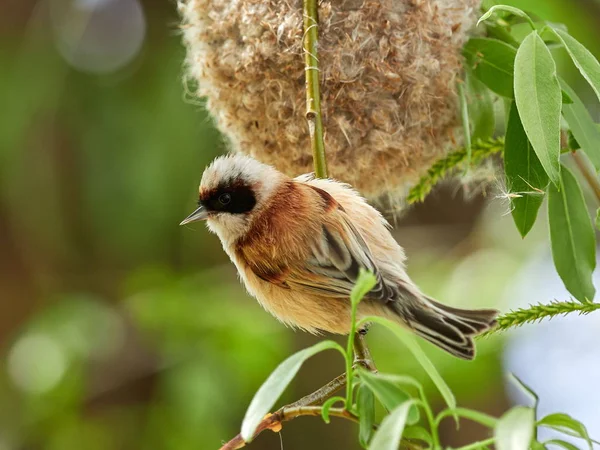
[282,187,395,301]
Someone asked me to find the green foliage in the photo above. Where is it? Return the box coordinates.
[548,28,600,103]
[538,413,593,449]
[240,340,345,441]
[458,81,472,165]
[359,371,419,425]
[407,137,505,204]
[495,406,535,450]
[356,385,375,448]
[421,3,600,303]
[486,300,600,334]
[548,166,596,302]
[465,70,496,141]
[504,102,548,237]
[561,81,600,170]
[367,401,415,450]
[463,38,516,97]
[514,30,562,186]
[237,277,598,449]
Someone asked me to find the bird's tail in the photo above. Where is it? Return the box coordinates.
[400,296,499,360]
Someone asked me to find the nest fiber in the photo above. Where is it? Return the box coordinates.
[180,0,479,199]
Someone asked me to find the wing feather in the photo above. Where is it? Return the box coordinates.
[286,209,394,301]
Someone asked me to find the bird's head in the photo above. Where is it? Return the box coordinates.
[180,154,284,242]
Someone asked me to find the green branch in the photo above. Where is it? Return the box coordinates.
[482,300,600,336]
[407,137,505,204]
[303,0,328,178]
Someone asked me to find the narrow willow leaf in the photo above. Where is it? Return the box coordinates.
[551,28,600,103]
[321,396,345,424]
[538,413,593,449]
[504,102,548,237]
[509,373,539,409]
[458,81,472,165]
[548,166,596,303]
[241,340,344,441]
[359,370,420,425]
[437,407,498,428]
[357,384,375,448]
[402,426,433,447]
[463,38,517,98]
[359,316,456,412]
[368,401,415,450]
[477,5,536,30]
[467,70,496,140]
[495,406,535,450]
[561,81,600,171]
[514,31,562,186]
[545,440,580,450]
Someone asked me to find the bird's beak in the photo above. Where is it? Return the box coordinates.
[180,205,208,225]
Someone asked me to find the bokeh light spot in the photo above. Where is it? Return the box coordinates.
[8,333,68,395]
[50,0,146,74]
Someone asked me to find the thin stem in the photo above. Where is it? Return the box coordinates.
[572,151,600,204]
[353,331,376,372]
[286,372,347,408]
[303,0,328,178]
[417,386,440,449]
[219,404,423,450]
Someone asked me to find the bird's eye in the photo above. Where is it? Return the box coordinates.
[219,193,232,205]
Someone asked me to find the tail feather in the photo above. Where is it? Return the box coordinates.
[403,297,498,360]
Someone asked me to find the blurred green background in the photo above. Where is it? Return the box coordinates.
[2,1,600,449]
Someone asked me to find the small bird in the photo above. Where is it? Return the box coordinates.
[181,155,498,359]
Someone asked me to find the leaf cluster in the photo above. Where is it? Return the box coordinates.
[456,4,600,303]
[237,273,596,449]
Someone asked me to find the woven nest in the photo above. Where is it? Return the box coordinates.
[179,0,479,200]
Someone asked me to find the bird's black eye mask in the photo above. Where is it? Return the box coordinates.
[199,183,256,214]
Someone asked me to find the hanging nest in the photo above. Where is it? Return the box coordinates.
[179,0,480,201]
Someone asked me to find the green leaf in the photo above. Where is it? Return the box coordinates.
[514,30,562,186]
[504,102,549,237]
[436,407,498,428]
[548,166,596,303]
[561,81,600,171]
[495,406,535,450]
[358,316,456,412]
[464,38,517,98]
[359,370,420,425]
[357,384,375,448]
[466,70,496,141]
[241,340,345,441]
[538,413,592,449]
[509,373,539,409]
[347,269,378,406]
[544,440,580,450]
[321,396,345,424]
[458,81,472,166]
[368,401,415,450]
[351,269,378,308]
[596,208,600,231]
[402,426,433,447]
[550,28,600,103]
[531,442,547,450]
[477,5,536,30]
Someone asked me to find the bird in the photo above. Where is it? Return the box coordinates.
[180,154,498,360]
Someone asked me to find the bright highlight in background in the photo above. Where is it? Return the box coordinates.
[50,0,146,74]
[8,333,68,395]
